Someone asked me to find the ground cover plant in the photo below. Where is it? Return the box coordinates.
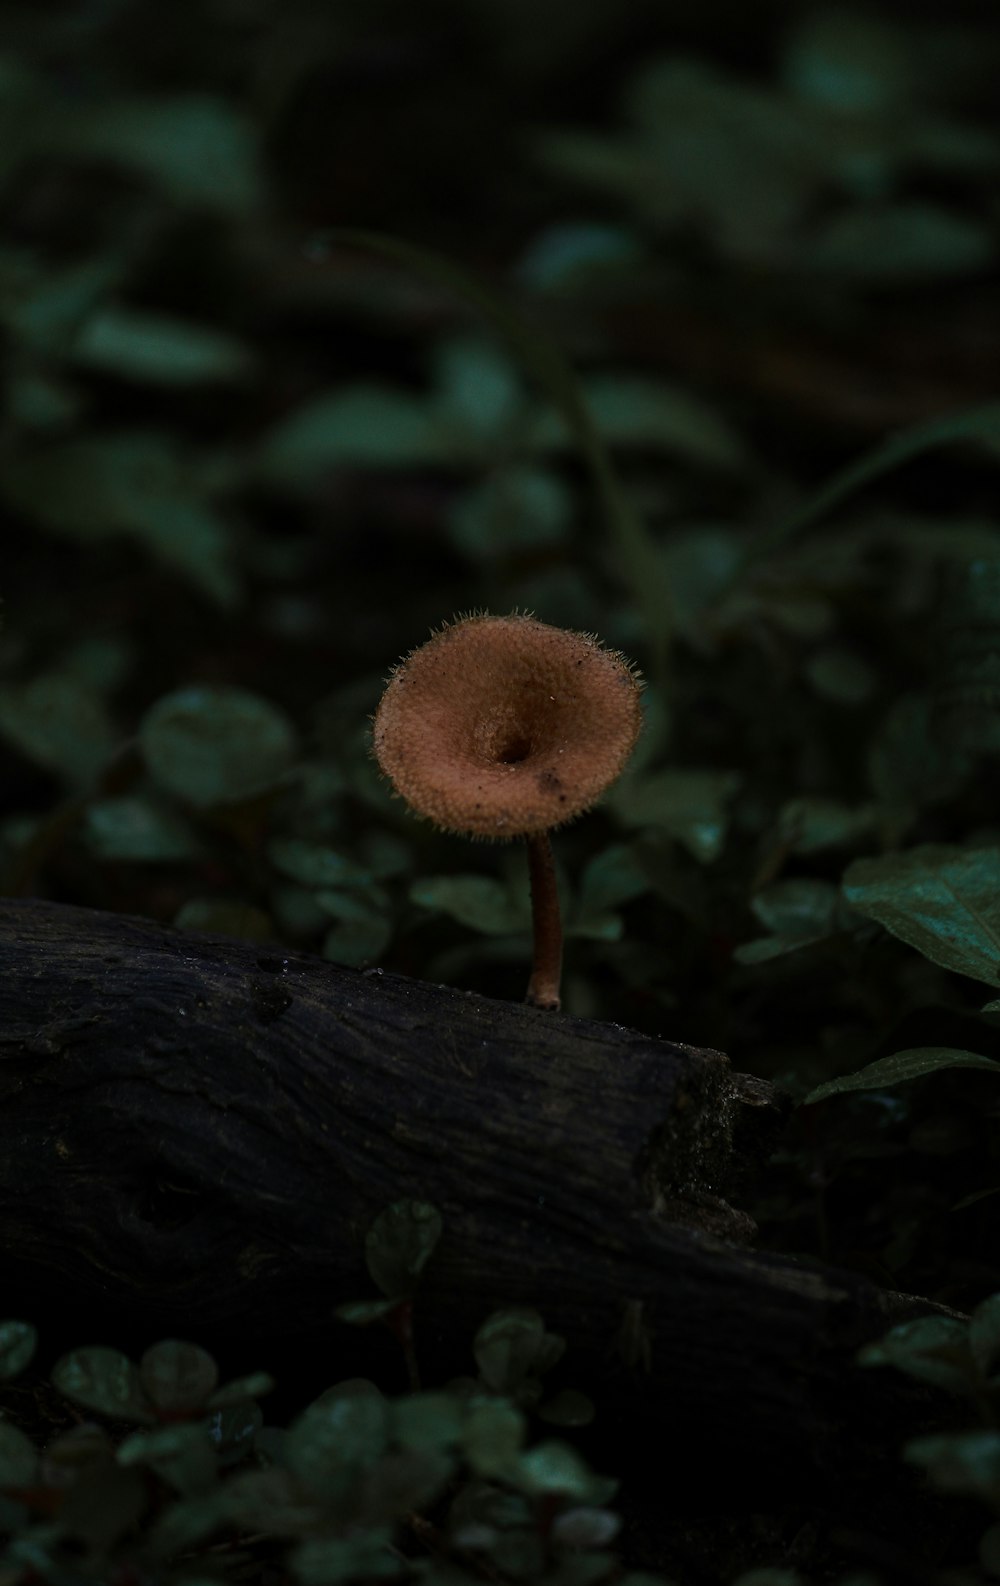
[2,0,1000,1579]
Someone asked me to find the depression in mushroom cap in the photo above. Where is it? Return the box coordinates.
[373,613,643,839]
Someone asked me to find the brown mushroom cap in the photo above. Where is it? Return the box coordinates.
[372,613,642,839]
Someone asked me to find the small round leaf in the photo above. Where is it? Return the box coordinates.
[551,1507,621,1548]
[0,1323,37,1380]
[391,1392,464,1453]
[335,1299,400,1326]
[365,1201,443,1299]
[287,1381,388,1496]
[140,686,297,808]
[52,1347,154,1423]
[117,1423,216,1496]
[140,1340,219,1415]
[859,1316,975,1393]
[463,1398,526,1478]
[207,1372,275,1409]
[514,1440,603,1502]
[474,1308,557,1393]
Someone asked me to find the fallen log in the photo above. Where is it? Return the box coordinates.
[0,899,957,1548]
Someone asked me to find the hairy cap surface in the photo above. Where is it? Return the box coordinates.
[373,613,642,838]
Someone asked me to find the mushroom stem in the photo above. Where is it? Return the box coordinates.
[525,832,563,1012]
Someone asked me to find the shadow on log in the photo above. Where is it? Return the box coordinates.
[0,899,964,1570]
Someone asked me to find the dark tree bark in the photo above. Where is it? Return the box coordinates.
[0,899,961,1565]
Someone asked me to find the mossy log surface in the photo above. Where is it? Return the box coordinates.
[0,899,953,1534]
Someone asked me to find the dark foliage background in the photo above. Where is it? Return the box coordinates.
[4,0,1000,1577]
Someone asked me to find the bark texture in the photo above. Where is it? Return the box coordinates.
[0,899,955,1538]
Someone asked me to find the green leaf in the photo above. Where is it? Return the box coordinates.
[0,1421,39,1486]
[659,526,742,646]
[291,1529,400,1586]
[628,58,824,255]
[259,386,457,486]
[736,879,850,964]
[52,1347,154,1423]
[905,1432,1000,1499]
[145,1488,234,1559]
[320,900,392,967]
[217,1466,317,1533]
[971,1295,1000,1379]
[868,693,965,823]
[58,94,261,214]
[530,374,747,472]
[474,1309,565,1394]
[58,1462,147,1551]
[62,635,133,694]
[203,1400,262,1466]
[463,1398,526,1478]
[610,769,741,861]
[431,335,523,440]
[322,229,669,683]
[366,1201,443,1298]
[287,1382,388,1498]
[268,837,370,889]
[448,466,572,561]
[733,936,810,966]
[800,203,992,280]
[7,369,81,430]
[751,879,843,938]
[843,844,1000,986]
[362,1448,455,1524]
[140,686,297,808]
[0,433,239,607]
[804,1048,1000,1105]
[517,222,643,291]
[117,1423,217,1497]
[0,672,116,786]
[410,875,531,934]
[0,253,123,354]
[84,797,200,862]
[577,844,649,914]
[860,1316,975,1393]
[776,796,876,854]
[207,1372,275,1409]
[130,494,242,609]
[0,1322,37,1380]
[334,1299,400,1326]
[139,1341,219,1416]
[514,1441,604,1502]
[783,10,912,114]
[72,306,253,386]
[551,1506,619,1548]
[566,909,623,943]
[360,831,412,880]
[391,1392,464,1453]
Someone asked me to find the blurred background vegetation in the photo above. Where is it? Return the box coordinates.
[4,0,1000,1317]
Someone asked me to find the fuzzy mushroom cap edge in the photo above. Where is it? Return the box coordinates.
[372,612,643,839]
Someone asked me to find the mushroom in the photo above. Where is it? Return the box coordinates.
[372,611,642,1011]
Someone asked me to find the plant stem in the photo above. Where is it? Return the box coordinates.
[525,832,563,1012]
